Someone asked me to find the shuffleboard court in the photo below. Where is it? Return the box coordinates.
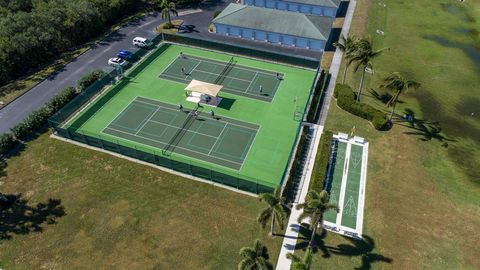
[102,97,259,170]
[324,141,347,223]
[159,54,282,102]
[341,144,363,228]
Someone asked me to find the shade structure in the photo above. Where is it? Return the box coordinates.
[185,80,223,97]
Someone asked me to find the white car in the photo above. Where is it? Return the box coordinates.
[108,57,127,67]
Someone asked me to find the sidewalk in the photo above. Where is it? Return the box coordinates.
[275,0,357,269]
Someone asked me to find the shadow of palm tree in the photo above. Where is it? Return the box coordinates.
[294,223,393,269]
[295,223,331,258]
[393,108,456,147]
[328,235,393,270]
[0,193,65,240]
[368,88,393,105]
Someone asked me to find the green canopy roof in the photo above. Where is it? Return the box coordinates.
[213,4,334,41]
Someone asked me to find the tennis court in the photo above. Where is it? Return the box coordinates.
[102,97,258,170]
[323,135,368,239]
[159,54,282,102]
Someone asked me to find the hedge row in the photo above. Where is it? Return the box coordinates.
[77,70,106,91]
[334,84,389,130]
[10,87,77,140]
[308,130,333,192]
[282,127,309,202]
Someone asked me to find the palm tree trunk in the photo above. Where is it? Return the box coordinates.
[356,67,366,102]
[309,220,318,247]
[342,65,348,84]
[389,101,397,120]
[270,214,275,237]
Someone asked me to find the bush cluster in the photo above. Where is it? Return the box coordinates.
[0,133,16,155]
[334,84,389,130]
[308,130,333,192]
[77,70,106,91]
[9,87,77,140]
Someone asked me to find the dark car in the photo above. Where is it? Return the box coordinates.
[117,50,133,60]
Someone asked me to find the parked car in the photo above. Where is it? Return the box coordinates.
[117,50,133,60]
[108,57,127,67]
[133,37,153,48]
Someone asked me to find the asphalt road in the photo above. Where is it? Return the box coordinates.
[0,0,322,134]
[0,12,164,134]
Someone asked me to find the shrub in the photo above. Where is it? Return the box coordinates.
[213,10,222,18]
[11,106,52,139]
[46,87,77,113]
[0,133,16,155]
[309,130,333,192]
[334,84,389,130]
[76,70,106,91]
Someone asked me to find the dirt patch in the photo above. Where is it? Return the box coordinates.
[349,0,373,36]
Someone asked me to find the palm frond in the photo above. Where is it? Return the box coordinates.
[239,247,256,259]
[257,207,272,228]
[286,252,302,264]
[238,258,255,270]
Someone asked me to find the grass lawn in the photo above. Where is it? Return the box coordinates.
[294,0,480,269]
[0,133,283,269]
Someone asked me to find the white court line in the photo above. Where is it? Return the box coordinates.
[187,54,280,77]
[208,123,228,155]
[356,142,368,235]
[135,107,160,135]
[134,98,260,131]
[244,72,258,93]
[103,126,244,167]
[185,59,202,80]
[148,119,218,139]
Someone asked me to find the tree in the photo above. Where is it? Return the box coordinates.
[334,35,358,84]
[286,247,313,270]
[296,190,338,247]
[350,37,387,102]
[257,188,287,237]
[380,72,421,120]
[238,239,273,270]
[159,0,177,26]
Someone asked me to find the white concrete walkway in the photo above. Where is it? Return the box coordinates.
[275,0,357,269]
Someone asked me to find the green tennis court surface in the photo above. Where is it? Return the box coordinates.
[159,54,282,102]
[59,43,316,192]
[103,97,258,170]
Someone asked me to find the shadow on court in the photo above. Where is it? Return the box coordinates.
[294,223,393,270]
[218,97,235,110]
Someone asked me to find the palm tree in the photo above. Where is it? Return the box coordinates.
[257,188,287,237]
[286,247,313,270]
[380,72,421,120]
[159,0,178,27]
[350,37,387,102]
[238,239,273,270]
[334,35,358,84]
[296,190,338,247]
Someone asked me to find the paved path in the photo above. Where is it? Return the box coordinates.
[275,0,357,269]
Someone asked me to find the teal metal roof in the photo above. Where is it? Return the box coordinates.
[280,0,341,8]
[212,4,334,41]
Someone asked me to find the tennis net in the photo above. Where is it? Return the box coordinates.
[162,104,200,155]
[214,57,235,85]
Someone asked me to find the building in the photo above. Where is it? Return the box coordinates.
[212,3,334,51]
[243,0,341,17]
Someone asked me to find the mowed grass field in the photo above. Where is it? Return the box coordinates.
[295,0,480,269]
[0,134,283,269]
